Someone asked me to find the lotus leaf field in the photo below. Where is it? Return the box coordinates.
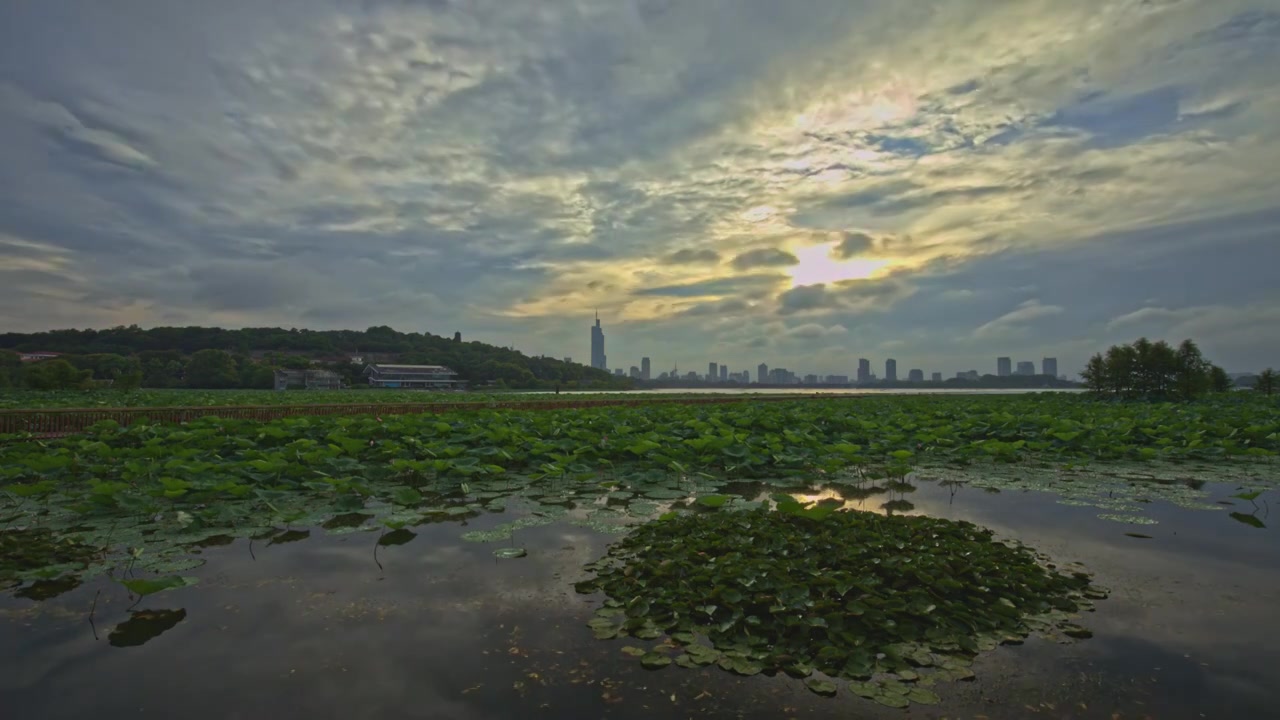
[2,393,1278,712]
[0,389,719,409]
[575,502,1104,707]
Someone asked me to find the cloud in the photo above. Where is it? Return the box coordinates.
[731,248,799,270]
[831,232,875,259]
[661,248,721,265]
[973,299,1064,339]
[0,0,1278,377]
[632,273,786,298]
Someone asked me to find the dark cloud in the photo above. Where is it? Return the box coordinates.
[633,274,786,298]
[661,248,720,265]
[831,232,875,259]
[731,248,799,270]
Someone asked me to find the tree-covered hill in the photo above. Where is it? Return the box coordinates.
[0,325,628,391]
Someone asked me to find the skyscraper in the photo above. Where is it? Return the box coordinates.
[708,362,718,381]
[908,369,924,382]
[931,372,943,382]
[757,363,768,383]
[997,357,1012,377]
[641,357,651,380]
[590,312,607,370]
[1042,357,1058,377]
[885,359,898,382]
[719,364,728,381]
[1015,361,1035,376]
[857,358,870,383]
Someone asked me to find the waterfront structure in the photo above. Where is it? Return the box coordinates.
[907,369,924,382]
[931,372,943,382]
[274,369,342,391]
[365,364,463,390]
[1016,361,1035,376]
[758,363,768,383]
[641,357,651,380]
[857,358,871,383]
[885,359,898,382]
[590,312,607,370]
[997,357,1012,377]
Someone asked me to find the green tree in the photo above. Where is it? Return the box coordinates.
[1257,368,1276,396]
[1081,353,1108,395]
[23,359,92,390]
[0,350,21,388]
[184,349,240,389]
[1208,364,1232,393]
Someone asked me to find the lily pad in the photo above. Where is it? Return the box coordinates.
[493,547,527,559]
[804,678,838,696]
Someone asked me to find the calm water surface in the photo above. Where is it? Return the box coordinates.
[1,477,1275,719]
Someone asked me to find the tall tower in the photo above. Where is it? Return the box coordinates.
[857,358,870,383]
[1042,357,1058,377]
[757,363,768,383]
[719,364,728,381]
[885,358,898,382]
[641,357,651,380]
[997,357,1012,377]
[708,362,718,381]
[590,311,607,370]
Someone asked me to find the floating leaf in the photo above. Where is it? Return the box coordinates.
[119,576,198,597]
[805,678,838,696]
[493,547,527,559]
[640,652,671,669]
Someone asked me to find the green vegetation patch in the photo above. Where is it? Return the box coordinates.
[576,505,1102,707]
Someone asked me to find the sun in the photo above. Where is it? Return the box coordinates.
[787,243,892,287]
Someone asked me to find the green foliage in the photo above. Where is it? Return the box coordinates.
[22,359,92,390]
[0,324,630,391]
[184,349,240,389]
[577,507,1101,705]
[1255,368,1276,396]
[1082,337,1226,401]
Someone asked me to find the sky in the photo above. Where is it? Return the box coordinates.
[2,0,1279,378]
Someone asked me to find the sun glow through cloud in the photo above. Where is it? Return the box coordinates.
[788,243,894,288]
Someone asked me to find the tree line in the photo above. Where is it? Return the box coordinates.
[0,325,631,391]
[1080,338,1242,400]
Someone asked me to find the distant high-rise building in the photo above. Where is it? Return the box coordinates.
[629,366,640,379]
[957,370,980,380]
[885,359,898,382]
[758,363,768,383]
[908,369,924,382]
[857,358,871,383]
[804,374,818,384]
[708,362,718,381]
[1015,361,1035,376]
[931,372,943,383]
[719,364,728,381]
[1042,357,1058,377]
[997,357,1012,377]
[590,312,607,370]
[640,357,651,380]
[614,368,624,376]
[684,371,698,381]
[826,375,849,384]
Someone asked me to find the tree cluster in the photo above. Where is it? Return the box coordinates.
[0,324,630,391]
[1080,338,1231,401]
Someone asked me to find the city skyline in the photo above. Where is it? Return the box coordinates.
[591,315,1067,382]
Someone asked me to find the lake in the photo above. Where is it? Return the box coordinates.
[2,468,1275,719]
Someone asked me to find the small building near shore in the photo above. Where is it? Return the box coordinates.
[273,369,343,391]
[364,364,464,390]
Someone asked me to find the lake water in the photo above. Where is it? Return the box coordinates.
[1,472,1275,719]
